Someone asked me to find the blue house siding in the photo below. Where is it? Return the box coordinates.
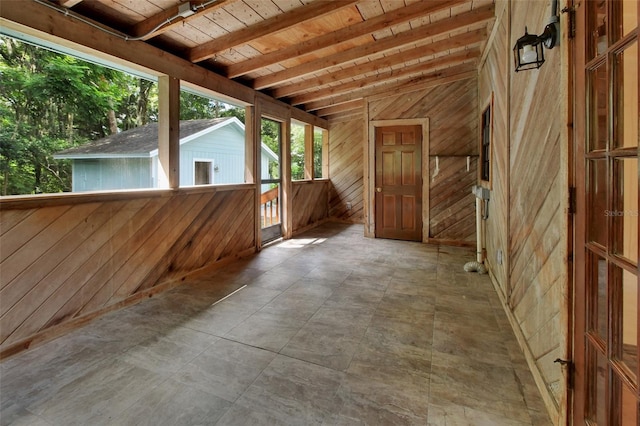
[72,158,153,191]
[179,124,245,186]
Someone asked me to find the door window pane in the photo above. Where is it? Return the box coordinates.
[590,253,609,340]
[615,43,638,149]
[619,0,638,40]
[588,347,609,424]
[613,158,638,264]
[591,0,608,59]
[589,64,609,151]
[620,377,639,425]
[589,159,608,246]
[617,267,638,380]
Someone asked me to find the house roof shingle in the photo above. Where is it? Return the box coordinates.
[56,118,232,156]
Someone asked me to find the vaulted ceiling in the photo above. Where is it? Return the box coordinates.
[42,0,495,121]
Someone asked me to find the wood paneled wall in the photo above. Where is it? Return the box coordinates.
[291,180,330,233]
[479,1,510,304]
[328,118,364,223]
[479,1,568,423]
[0,186,256,358]
[429,156,478,242]
[368,78,478,243]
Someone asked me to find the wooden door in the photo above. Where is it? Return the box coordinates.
[574,1,638,424]
[374,125,422,241]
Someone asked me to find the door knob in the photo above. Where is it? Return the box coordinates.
[376,187,382,192]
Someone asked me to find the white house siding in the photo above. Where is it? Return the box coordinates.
[72,158,153,191]
[180,125,245,186]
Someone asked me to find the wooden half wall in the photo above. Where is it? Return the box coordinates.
[0,187,255,357]
[478,0,570,423]
[291,180,330,234]
[0,182,331,358]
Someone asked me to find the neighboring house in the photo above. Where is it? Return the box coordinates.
[54,117,278,191]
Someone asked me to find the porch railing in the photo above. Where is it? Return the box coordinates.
[260,187,280,227]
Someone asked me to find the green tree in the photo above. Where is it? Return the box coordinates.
[313,129,323,178]
[261,119,280,180]
[290,124,305,180]
[180,91,245,122]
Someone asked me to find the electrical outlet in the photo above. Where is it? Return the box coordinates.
[346,202,352,210]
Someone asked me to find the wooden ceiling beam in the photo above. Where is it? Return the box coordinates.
[225,0,466,79]
[323,110,364,123]
[188,0,360,63]
[313,99,364,117]
[128,0,236,41]
[309,63,477,114]
[278,29,485,100]
[252,3,494,90]
[366,66,477,103]
[291,48,481,106]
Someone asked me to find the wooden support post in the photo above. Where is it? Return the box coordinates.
[246,104,261,250]
[281,118,293,239]
[158,76,180,189]
[245,105,257,185]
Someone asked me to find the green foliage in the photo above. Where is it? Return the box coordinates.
[180,91,215,120]
[313,129,323,178]
[261,119,280,180]
[0,37,138,194]
[180,92,245,123]
[290,124,305,181]
[259,121,322,182]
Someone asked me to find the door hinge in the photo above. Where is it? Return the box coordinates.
[562,4,578,39]
[568,187,577,215]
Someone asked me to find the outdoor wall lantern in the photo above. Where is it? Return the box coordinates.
[513,1,559,72]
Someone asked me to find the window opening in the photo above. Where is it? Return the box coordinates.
[290,122,305,181]
[479,99,493,185]
[1,35,159,194]
[177,87,245,187]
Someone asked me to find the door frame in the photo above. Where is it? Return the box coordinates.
[572,1,640,423]
[251,98,292,249]
[365,117,429,242]
[260,115,283,245]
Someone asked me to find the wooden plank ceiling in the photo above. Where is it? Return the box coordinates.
[55,0,494,120]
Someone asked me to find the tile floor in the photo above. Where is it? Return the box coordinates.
[0,222,552,425]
